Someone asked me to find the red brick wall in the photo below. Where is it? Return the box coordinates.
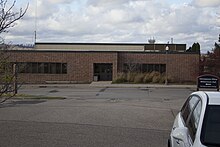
[118,52,200,82]
[8,51,118,83]
[7,51,199,83]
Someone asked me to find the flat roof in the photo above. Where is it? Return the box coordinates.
[34,42,186,52]
[35,42,186,46]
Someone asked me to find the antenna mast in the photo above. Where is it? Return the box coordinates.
[34,0,37,44]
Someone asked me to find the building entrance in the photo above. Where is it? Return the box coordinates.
[94,63,113,81]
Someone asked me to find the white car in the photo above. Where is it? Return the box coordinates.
[168,91,220,147]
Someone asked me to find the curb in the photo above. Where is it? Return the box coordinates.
[20,83,197,89]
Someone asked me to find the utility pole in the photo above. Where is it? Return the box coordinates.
[165,45,169,85]
[34,0,38,44]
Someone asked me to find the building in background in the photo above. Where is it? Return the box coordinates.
[7,42,200,84]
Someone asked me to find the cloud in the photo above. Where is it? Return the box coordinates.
[2,0,220,53]
[86,0,144,6]
[193,0,220,7]
[47,0,73,4]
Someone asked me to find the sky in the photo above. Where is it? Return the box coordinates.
[2,0,220,52]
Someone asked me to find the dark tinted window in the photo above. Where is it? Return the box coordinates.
[123,63,141,73]
[181,96,201,142]
[62,63,67,74]
[181,96,199,123]
[123,63,166,73]
[44,63,49,73]
[32,63,38,73]
[38,63,44,73]
[50,63,56,74]
[188,100,202,141]
[201,105,220,146]
[56,63,61,74]
[16,62,67,74]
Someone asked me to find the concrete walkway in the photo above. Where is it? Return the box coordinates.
[90,81,196,88]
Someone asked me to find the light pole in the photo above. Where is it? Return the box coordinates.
[165,45,169,85]
[13,63,18,94]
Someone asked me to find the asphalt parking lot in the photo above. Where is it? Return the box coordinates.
[0,84,194,147]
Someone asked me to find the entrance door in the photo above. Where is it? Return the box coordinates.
[94,63,113,81]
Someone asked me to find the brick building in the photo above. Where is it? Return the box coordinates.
[7,42,200,84]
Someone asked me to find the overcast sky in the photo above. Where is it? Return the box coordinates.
[2,0,220,52]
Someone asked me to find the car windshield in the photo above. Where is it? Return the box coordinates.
[201,105,220,146]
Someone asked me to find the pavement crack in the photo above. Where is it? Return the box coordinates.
[96,87,108,96]
[99,87,107,92]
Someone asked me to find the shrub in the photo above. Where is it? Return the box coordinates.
[113,78,126,83]
[113,73,127,83]
[159,73,166,83]
[134,73,145,83]
[127,72,137,82]
[143,73,152,83]
[113,71,172,84]
[152,75,161,83]
[150,71,160,77]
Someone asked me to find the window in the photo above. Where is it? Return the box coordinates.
[50,63,56,74]
[181,96,201,142]
[56,63,61,74]
[17,62,27,73]
[123,63,166,73]
[201,105,220,146]
[32,63,38,73]
[147,64,154,72]
[155,64,160,72]
[193,101,202,130]
[123,63,141,73]
[187,100,202,141]
[181,96,199,124]
[26,63,32,73]
[160,65,166,73]
[44,63,49,73]
[181,99,191,124]
[62,63,67,74]
[38,63,44,73]
[16,62,67,74]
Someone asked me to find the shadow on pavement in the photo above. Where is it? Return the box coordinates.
[0,100,46,108]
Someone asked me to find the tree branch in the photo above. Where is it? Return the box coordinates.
[0,0,28,33]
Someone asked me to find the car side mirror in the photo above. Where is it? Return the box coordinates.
[172,127,189,144]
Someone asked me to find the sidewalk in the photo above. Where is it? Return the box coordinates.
[90,82,196,88]
[20,81,197,89]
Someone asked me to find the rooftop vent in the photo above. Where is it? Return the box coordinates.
[148,38,156,44]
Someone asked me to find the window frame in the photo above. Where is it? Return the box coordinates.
[123,63,166,73]
[180,95,202,142]
[16,62,68,74]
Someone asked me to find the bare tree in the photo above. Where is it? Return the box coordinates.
[0,0,28,33]
[0,0,28,103]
